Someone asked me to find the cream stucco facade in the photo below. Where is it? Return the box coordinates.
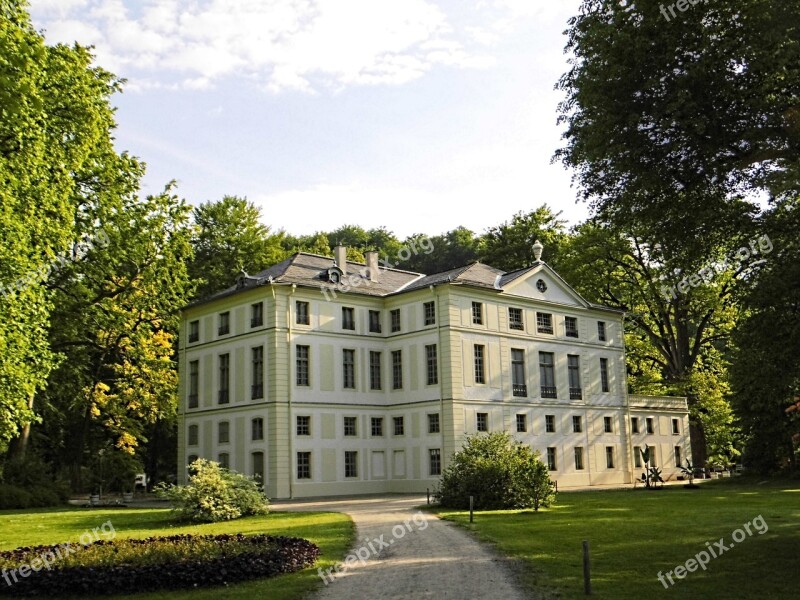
[177,249,690,498]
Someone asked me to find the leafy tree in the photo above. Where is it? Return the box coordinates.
[0,2,144,454]
[402,227,479,274]
[435,432,556,511]
[42,188,193,486]
[190,196,286,298]
[559,222,742,465]
[156,458,269,522]
[556,0,800,259]
[479,206,569,272]
[730,198,800,473]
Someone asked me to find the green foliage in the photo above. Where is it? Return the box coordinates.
[435,432,556,511]
[479,206,569,272]
[156,459,269,522]
[402,227,479,274]
[190,196,287,298]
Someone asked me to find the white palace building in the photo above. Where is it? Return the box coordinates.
[177,243,691,498]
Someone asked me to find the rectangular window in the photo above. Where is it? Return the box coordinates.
[429,449,442,476]
[188,360,199,408]
[597,321,607,341]
[392,350,403,389]
[342,307,355,330]
[251,302,263,327]
[188,424,198,446]
[296,301,310,325]
[296,415,310,436]
[369,351,382,391]
[188,320,199,343]
[508,307,524,330]
[218,452,230,469]
[672,418,680,435]
[674,446,682,467]
[252,451,265,483]
[574,447,584,470]
[369,310,382,333]
[390,308,401,332]
[344,451,358,478]
[218,353,230,404]
[428,413,440,434]
[539,352,556,398]
[476,412,488,432]
[252,417,264,441]
[537,312,554,334]
[393,416,405,436]
[606,446,615,469]
[604,416,613,433]
[297,452,311,479]
[547,447,557,471]
[423,301,436,325]
[218,311,230,336]
[600,358,610,393]
[371,417,383,437]
[343,349,356,389]
[251,346,264,399]
[516,414,527,433]
[565,316,579,338]
[572,415,583,433]
[426,344,438,386]
[511,349,526,397]
[646,417,655,434]
[218,421,229,444]
[474,344,486,384]
[344,416,357,436]
[631,417,640,434]
[648,445,657,467]
[634,447,642,468]
[296,345,310,386]
[545,414,556,433]
[472,302,483,325]
[568,355,582,400]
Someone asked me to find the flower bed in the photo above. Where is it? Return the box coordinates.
[0,534,320,597]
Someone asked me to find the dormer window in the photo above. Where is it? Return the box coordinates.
[327,266,343,283]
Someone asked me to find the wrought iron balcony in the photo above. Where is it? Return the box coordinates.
[218,389,229,404]
[541,386,558,399]
[512,384,527,397]
[570,387,583,400]
[251,384,264,399]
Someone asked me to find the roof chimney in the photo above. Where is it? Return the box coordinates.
[334,245,347,275]
[365,250,380,282]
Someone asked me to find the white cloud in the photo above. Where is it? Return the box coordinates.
[29,0,531,93]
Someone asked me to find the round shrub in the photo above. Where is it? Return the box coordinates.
[155,459,269,522]
[0,485,33,509]
[434,431,557,511]
[0,533,320,596]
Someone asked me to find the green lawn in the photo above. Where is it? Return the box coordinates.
[0,507,354,600]
[436,478,800,599]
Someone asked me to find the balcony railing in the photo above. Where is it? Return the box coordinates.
[251,384,264,399]
[188,332,199,343]
[512,383,527,397]
[218,325,230,336]
[251,317,263,328]
[218,389,229,404]
[541,386,558,399]
[566,330,579,338]
[570,387,583,400]
[537,326,554,334]
[188,394,198,408]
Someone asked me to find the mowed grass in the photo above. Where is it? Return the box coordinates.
[0,507,354,600]
[436,478,800,599]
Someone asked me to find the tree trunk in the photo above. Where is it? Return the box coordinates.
[7,394,34,460]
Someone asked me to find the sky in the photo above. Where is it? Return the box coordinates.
[29,0,588,239]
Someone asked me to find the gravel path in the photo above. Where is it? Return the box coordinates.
[272,495,528,600]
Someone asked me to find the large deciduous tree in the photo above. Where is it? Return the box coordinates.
[189,196,286,299]
[0,2,142,453]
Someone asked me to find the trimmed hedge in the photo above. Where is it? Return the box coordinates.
[0,485,65,509]
[0,534,320,596]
